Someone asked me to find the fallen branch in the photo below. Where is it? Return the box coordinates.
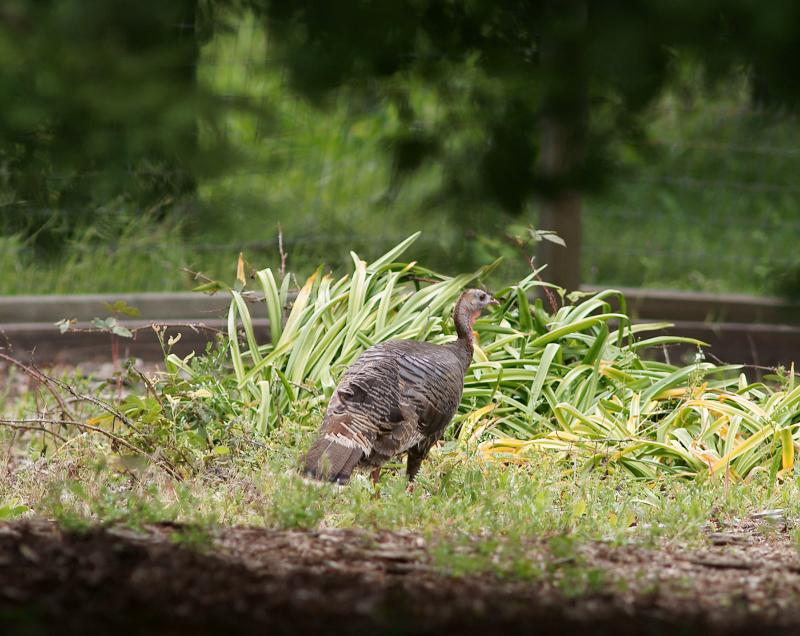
[57,321,225,336]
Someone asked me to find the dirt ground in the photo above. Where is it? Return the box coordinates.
[1,517,799,636]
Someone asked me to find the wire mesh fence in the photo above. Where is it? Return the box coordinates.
[3,12,800,297]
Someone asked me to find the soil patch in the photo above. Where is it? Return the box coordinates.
[1,518,799,635]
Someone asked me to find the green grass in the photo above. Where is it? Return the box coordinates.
[0,213,232,295]
[1,410,797,581]
[2,238,800,579]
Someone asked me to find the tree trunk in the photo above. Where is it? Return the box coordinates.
[536,0,586,293]
[537,117,582,292]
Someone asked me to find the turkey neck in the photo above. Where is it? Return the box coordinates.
[451,295,477,372]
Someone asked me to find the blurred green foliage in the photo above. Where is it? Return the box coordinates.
[0,0,225,253]
[256,0,800,212]
[1,2,800,294]
[583,66,800,295]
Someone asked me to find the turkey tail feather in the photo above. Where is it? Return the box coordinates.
[303,434,364,484]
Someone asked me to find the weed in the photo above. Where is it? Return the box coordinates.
[0,502,30,521]
[264,473,330,530]
[169,525,215,552]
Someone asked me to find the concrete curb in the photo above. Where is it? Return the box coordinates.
[1,289,799,367]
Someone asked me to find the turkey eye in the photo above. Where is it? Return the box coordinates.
[478,293,486,301]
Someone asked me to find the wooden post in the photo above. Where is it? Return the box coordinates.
[537,117,582,292]
[536,0,585,293]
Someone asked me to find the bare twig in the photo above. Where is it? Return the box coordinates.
[529,256,560,314]
[0,420,68,443]
[181,267,218,288]
[703,350,800,377]
[0,352,75,420]
[0,417,181,480]
[132,367,166,410]
[277,223,287,280]
[45,375,142,434]
[135,322,225,339]
[0,363,186,479]
[499,229,561,313]
[59,321,224,336]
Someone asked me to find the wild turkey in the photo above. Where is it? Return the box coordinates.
[303,288,499,485]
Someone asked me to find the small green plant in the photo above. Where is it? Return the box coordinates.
[40,481,95,533]
[169,525,215,552]
[55,300,140,369]
[0,502,30,521]
[265,474,329,530]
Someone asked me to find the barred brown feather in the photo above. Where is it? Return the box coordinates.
[302,288,498,484]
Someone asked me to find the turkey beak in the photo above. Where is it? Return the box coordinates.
[489,297,500,307]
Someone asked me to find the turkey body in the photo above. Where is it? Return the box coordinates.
[303,338,471,484]
[302,287,497,485]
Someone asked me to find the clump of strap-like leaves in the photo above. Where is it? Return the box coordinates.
[171,233,798,480]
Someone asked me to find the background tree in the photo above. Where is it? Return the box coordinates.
[0,0,225,253]
[2,0,800,286]
[251,0,800,287]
